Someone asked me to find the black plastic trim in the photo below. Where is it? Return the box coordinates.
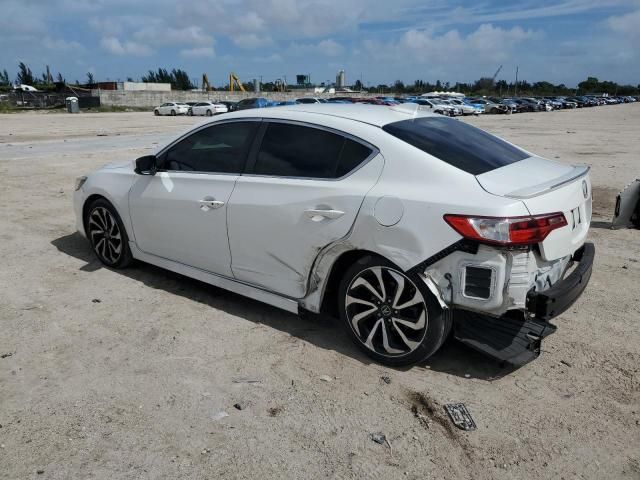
[408,239,478,274]
[526,242,595,321]
[454,310,557,366]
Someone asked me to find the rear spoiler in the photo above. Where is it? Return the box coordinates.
[505,165,590,199]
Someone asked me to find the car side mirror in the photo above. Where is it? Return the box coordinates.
[134,155,157,175]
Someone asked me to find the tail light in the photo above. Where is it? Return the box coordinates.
[444,213,567,246]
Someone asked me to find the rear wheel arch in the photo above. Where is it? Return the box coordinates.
[320,249,389,317]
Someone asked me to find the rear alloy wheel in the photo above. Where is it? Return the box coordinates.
[86,199,132,268]
[171,109,176,116]
[338,256,450,366]
[206,109,213,116]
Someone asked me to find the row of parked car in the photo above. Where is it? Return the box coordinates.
[153,94,638,117]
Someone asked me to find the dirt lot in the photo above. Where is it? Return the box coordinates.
[1,106,639,479]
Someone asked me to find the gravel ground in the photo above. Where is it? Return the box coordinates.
[1,106,639,480]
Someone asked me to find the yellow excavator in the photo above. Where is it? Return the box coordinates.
[201,73,212,92]
[229,72,245,92]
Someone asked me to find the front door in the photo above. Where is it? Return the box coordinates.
[228,121,383,298]
[129,121,259,276]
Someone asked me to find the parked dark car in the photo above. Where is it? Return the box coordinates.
[235,97,271,110]
[217,101,238,112]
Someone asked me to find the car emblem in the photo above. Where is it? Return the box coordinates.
[380,305,392,317]
[582,180,588,199]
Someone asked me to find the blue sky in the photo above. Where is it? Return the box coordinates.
[1,0,638,87]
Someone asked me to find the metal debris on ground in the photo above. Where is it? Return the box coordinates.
[232,378,261,384]
[319,375,333,382]
[1,352,13,359]
[212,411,229,421]
[233,402,247,411]
[444,403,477,431]
[370,433,386,444]
[92,298,101,303]
[381,375,391,384]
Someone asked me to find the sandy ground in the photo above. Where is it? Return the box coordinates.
[0,106,639,480]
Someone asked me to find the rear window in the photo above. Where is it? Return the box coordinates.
[382,117,529,175]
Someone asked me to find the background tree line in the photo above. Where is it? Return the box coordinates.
[1,62,638,96]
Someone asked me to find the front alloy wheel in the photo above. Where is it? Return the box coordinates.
[86,200,132,268]
[339,257,450,366]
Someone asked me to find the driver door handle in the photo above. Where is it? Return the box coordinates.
[199,197,225,209]
[304,208,345,221]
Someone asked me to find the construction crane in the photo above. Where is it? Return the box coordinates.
[491,65,503,84]
[201,73,212,92]
[229,72,245,92]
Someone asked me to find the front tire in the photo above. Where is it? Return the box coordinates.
[171,109,176,116]
[338,256,450,366]
[206,109,213,116]
[85,199,133,269]
[154,109,159,116]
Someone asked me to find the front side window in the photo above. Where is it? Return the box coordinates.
[382,117,529,175]
[253,123,372,179]
[161,122,258,173]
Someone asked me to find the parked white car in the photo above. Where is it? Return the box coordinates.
[189,101,229,116]
[153,102,189,116]
[74,103,594,366]
[447,98,479,115]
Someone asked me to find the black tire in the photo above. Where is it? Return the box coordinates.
[85,198,133,269]
[171,109,176,116]
[206,109,213,116]
[154,109,159,116]
[338,255,451,366]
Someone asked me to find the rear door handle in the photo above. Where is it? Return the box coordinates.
[199,197,225,209]
[304,208,345,221]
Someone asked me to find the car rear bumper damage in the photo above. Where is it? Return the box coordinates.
[416,241,595,364]
[526,242,595,321]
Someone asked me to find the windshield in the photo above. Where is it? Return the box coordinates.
[382,117,530,175]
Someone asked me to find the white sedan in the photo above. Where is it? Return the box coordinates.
[153,102,189,116]
[189,101,229,116]
[73,103,594,366]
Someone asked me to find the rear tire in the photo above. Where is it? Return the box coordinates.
[206,109,213,116]
[338,256,450,366]
[85,199,133,269]
[171,109,176,116]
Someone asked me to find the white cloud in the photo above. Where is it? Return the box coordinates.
[289,38,344,57]
[100,37,153,56]
[180,46,215,58]
[42,37,84,51]
[607,8,640,40]
[232,33,273,49]
[134,25,213,47]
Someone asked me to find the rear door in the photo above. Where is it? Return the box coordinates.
[227,121,383,298]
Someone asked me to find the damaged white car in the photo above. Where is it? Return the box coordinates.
[73,104,594,366]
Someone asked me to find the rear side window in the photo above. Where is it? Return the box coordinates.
[382,117,528,175]
[253,123,372,179]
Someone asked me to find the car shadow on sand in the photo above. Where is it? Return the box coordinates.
[52,231,520,381]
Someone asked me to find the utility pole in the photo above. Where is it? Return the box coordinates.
[514,66,519,97]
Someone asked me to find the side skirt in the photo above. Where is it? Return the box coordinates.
[129,242,300,314]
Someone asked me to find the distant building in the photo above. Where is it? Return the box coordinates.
[336,70,346,88]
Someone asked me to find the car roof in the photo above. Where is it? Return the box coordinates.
[217,103,440,127]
